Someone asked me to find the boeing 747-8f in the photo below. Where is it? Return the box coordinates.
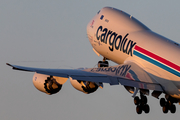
[7,7,180,114]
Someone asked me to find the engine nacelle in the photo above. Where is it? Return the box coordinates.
[70,77,101,94]
[33,73,68,95]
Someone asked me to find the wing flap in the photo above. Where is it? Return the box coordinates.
[70,75,119,85]
[118,78,163,91]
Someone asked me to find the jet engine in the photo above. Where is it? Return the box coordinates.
[70,77,101,94]
[32,72,68,95]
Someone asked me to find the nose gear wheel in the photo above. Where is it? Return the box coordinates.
[98,61,109,67]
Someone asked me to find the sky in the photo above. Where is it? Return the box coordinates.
[1,0,180,120]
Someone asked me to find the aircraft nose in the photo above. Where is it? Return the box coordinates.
[87,19,95,33]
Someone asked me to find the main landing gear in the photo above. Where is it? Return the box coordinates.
[133,92,179,114]
[134,93,179,114]
[160,95,178,114]
[96,57,179,114]
[134,92,150,114]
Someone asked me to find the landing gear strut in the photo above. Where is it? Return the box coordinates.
[134,92,150,114]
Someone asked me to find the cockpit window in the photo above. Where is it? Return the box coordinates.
[100,15,104,20]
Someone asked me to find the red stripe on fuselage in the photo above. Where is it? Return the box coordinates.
[134,46,180,72]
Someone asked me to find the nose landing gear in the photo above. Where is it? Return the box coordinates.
[98,57,109,67]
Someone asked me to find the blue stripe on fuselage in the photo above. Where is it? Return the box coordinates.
[133,50,180,77]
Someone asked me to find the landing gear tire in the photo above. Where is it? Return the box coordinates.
[170,104,176,113]
[143,104,150,114]
[160,98,166,107]
[141,96,147,105]
[98,61,102,67]
[98,61,109,67]
[163,105,168,113]
[134,96,140,105]
[136,105,142,114]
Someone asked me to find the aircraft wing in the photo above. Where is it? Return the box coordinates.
[6,62,164,92]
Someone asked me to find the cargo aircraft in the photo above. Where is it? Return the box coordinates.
[7,7,180,114]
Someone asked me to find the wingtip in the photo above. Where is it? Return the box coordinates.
[6,63,12,67]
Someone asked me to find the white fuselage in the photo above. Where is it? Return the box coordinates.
[87,7,180,98]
